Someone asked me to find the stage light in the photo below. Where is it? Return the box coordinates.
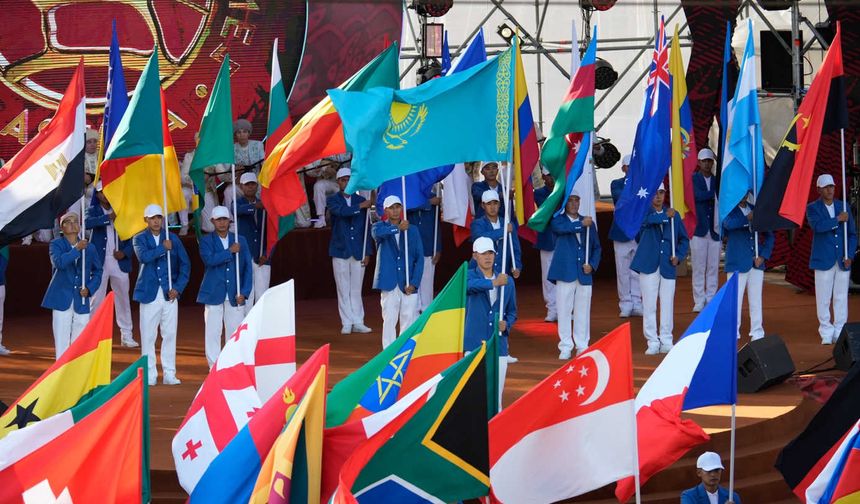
[422,22,444,58]
[756,0,791,10]
[592,137,621,169]
[412,0,453,17]
[416,60,443,85]
[580,0,617,11]
[497,23,515,46]
[594,58,618,90]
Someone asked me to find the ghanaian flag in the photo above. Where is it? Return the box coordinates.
[0,293,114,439]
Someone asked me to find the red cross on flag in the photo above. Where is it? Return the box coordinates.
[172,280,297,494]
[488,323,636,502]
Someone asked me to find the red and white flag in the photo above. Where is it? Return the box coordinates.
[489,324,636,503]
[172,280,297,494]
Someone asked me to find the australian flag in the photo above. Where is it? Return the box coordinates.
[614,17,672,240]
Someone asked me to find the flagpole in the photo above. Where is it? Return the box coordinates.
[260,208,266,260]
[361,195,371,266]
[433,182,440,256]
[585,131,595,266]
[401,176,410,290]
[80,190,86,304]
[752,141,760,259]
[231,163,241,303]
[160,153,174,293]
[729,402,737,500]
[667,171,677,259]
[841,128,849,261]
[631,403,642,504]
[499,161,513,323]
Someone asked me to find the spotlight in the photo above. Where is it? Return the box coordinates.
[497,23,515,46]
[412,0,453,17]
[580,0,617,11]
[416,60,443,85]
[595,58,618,90]
[592,138,621,169]
[756,0,791,10]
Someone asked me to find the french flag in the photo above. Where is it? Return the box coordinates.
[616,274,739,501]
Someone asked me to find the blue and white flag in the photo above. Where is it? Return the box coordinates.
[102,20,129,156]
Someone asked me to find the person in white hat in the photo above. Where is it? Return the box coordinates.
[680,451,740,504]
[310,155,350,228]
[233,118,265,174]
[84,128,99,178]
[327,168,374,334]
[472,162,505,219]
[197,205,254,367]
[465,236,516,409]
[87,181,137,348]
[691,147,721,312]
[807,173,857,345]
[609,154,643,317]
[631,183,689,354]
[41,212,103,359]
[234,171,269,313]
[372,195,423,348]
[534,168,557,322]
[133,204,191,385]
[470,189,522,277]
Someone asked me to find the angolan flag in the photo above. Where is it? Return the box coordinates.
[0,59,86,247]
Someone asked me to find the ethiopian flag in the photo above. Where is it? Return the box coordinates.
[0,293,115,439]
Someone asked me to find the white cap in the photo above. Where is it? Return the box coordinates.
[698,148,716,161]
[59,212,79,225]
[472,237,495,254]
[569,189,582,199]
[481,190,500,203]
[143,204,163,218]
[85,128,99,141]
[211,205,232,220]
[382,195,402,209]
[480,161,499,171]
[817,174,836,188]
[336,167,351,179]
[657,182,666,192]
[622,154,632,166]
[696,452,724,472]
[239,172,257,185]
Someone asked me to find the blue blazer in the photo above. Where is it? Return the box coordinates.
[722,205,774,273]
[471,180,505,220]
[807,199,858,271]
[371,221,423,292]
[630,208,690,279]
[465,267,516,356]
[692,172,719,240]
[470,216,523,273]
[235,196,266,263]
[132,231,191,303]
[196,232,254,306]
[0,249,7,286]
[42,238,103,314]
[407,198,441,257]
[85,204,133,273]
[533,186,556,251]
[328,192,373,260]
[548,214,601,285]
[680,484,741,504]
[609,176,632,243]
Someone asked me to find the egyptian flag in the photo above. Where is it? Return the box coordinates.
[0,59,86,246]
[753,22,847,231]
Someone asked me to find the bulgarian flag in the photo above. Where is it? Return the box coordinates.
[0,358,150,503]
[528,29,596,233]
[259,43,399,217]
[0,293,115,439]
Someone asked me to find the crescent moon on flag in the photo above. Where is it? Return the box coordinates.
[578,349,610,406]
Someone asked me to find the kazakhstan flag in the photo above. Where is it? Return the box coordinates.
[330,46,515,194]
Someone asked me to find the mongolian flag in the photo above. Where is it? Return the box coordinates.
[669,24,697,237]
[511,36,539,243]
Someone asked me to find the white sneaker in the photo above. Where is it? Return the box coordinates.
[352,323,372,333]
[660,341,674,353]
[559,350,572,360]
[645,346,660,356]
[751,334,764,342]
[544,314,557,322]
[148,377,157,386]
[0,345,10,356]
[313,219,326,229]
[575,348,586,357]
[692,303,704,313]
[340,325,352,335]
[822,337,834,345]
[619,310,631,318]
[163,374,181,386]
[121,338,140,348]
[631,307,643,317]
[506,355,518,364]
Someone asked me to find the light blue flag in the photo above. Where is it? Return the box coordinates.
[330,46,516,194]
[719,20,764,225]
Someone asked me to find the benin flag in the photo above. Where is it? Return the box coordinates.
[101,49,185,240]
[0,360,146,503]
[0,293,115,439]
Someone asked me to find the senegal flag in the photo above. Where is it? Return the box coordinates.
[0,293,115,439]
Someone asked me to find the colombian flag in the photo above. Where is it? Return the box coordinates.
[512,37,539,244]
[669,24,697,237]
[0,293,114,438]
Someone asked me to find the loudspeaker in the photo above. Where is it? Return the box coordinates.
[737,335,796,393]
[834,323,860,371]
[760,30,803,93]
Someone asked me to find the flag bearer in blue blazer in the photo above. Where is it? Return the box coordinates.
[610,155,642,318]
[372,195,423,348]
[680,452,741,504]
[534,168,557,322]
[409,189,442,314]
[198,205,253,367]
[328,167,373,335]
[549,192,601,359]
[471,161,504,219]
[723,194,774,341]
[631,184,690,355]
[134,204,191,385]
[807,174,858,345]
[690,148,721,312]
[42,212,103,359]
[87,181,137,348]
[234,171,269,314]
[470,189,522,278]
[466,237,517,409]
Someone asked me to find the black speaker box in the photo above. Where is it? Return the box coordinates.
[737,335,795,393]
[834,323,860,371]
[760,30,803,93]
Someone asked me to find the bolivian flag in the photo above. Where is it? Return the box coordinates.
[0,293,115,439]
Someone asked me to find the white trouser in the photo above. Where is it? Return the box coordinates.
[179,186,194,227]
[728,269,765,340]
[244,263,272,314]
[203,299,245,367]
[691,235,721,305]
[640,271,676,348]
[313,179,339,218]
[380,288,418,348]
[0,285,5,345]
[540,250,557,318]
[91,258,133,339]
[333,257,366,327]
[613,240,642,313]
[140,290,179,380]
[418,256,435,312]
[498,356,508,411]
[52,307,90,359]
[815,264,850,343]
[556,280,592,353]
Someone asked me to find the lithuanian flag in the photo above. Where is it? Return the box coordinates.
[0,293,115,439]
[100,48,185,240]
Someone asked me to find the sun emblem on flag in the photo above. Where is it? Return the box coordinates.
[383,102,428,150]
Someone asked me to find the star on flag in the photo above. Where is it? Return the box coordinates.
[636,187,649,199]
